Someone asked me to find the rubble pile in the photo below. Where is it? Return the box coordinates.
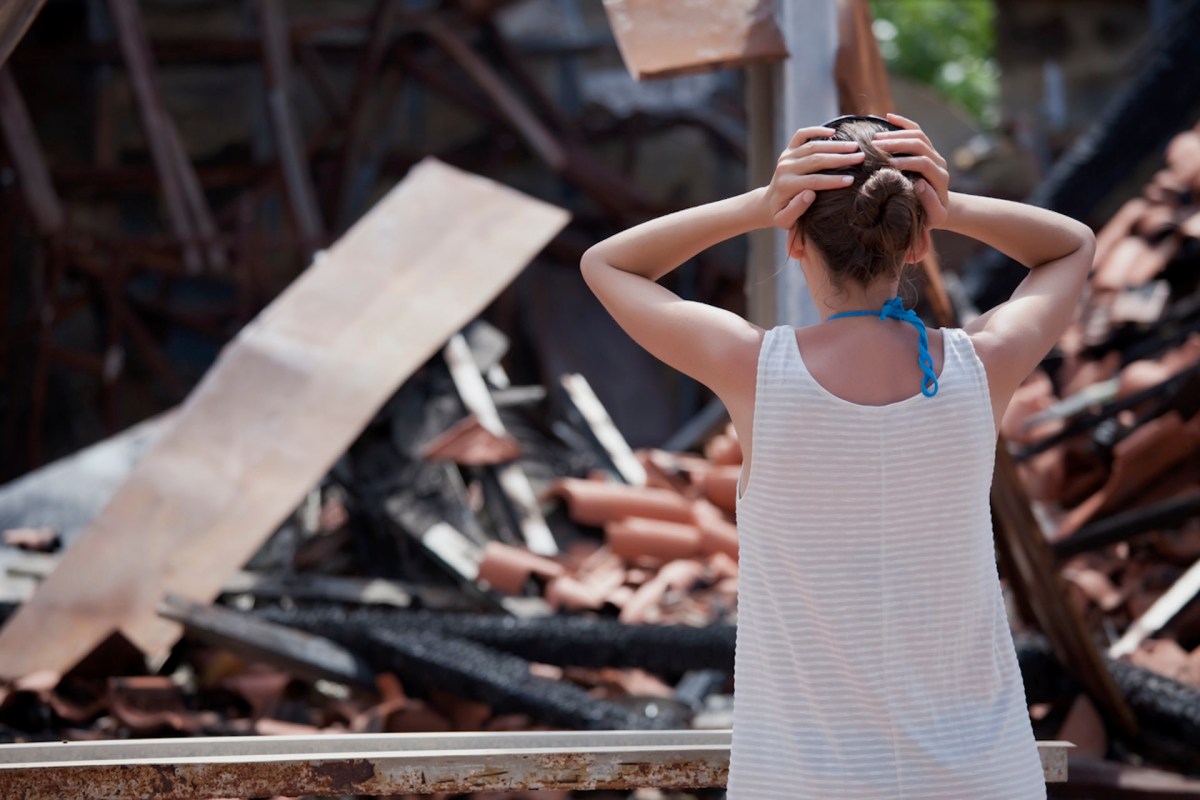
[999,119,1200,761]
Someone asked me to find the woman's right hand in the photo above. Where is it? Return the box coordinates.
[761,125,865,230]
[871,112,951,229]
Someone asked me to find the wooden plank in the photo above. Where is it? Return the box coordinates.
[0,0,47,69]
[1108,557,1200,658]
[443,333,558,555]
[603,0,788,81]
[0,68,63,233]
[561,372,646,486]
[0,158,568,679]
[0,731,1072,798]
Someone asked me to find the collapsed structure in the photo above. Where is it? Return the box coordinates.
[0,1,1197,798]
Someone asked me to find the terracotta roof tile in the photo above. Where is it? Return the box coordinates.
[703,430,742,466]
[419,414,522,465]
[701,465,740,514]
[605,516,703,563]
[1,527,58,551]
[618,558,705,624]
[1094,197,1149,267]
[1094,236,1175,290]
[1165,130,1200,188]
[547,478,695,526]
[1116,334,1200,399]
[476,541,564,595]
[693,498,739,560]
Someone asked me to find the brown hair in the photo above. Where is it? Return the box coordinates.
[794,118,926,297]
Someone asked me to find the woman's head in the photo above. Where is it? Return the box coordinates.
[789,117,928,296]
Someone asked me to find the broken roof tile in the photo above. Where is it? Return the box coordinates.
[475,541,564,595]
[605,516,702,563]
[701,465,740,514]
[419,414,522,465]
[547,478,695,527]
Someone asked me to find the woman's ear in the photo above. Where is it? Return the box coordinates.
[787,225,806,260]
[907,228,932,264]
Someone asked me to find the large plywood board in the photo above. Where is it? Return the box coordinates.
[603,0,788,80]
[0,159,569,678]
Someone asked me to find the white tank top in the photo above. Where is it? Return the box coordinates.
[728,324,1047,800]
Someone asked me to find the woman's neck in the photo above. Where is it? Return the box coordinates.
[813,282,901,321]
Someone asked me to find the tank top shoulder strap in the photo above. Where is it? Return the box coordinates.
[943,326,997,433]
[756,324,801,396]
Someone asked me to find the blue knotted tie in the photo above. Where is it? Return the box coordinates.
[825,296,938,397]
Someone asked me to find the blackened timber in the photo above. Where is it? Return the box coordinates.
[962,0,1200,310]
[1016,363,1200,461]
[1015,632,1200,770]
[1052,491,1200,560]
[257,607,737,673]
[257,607,671,730]
[157,594,376,690]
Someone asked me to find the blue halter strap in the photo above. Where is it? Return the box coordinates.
[825,296,938,397]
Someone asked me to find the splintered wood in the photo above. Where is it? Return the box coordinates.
[602,0,788,80]
[0,159,569,679]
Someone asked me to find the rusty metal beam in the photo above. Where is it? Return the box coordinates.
[0,730,1072,799]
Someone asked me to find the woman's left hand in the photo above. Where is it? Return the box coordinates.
[871,112,951,229]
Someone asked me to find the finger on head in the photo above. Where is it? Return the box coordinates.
[872,137,926,150]
[785,140,860,160]
[788,125,836,148]
[800,174,856,190]
[804,139,861,150]
[885,112,919,129]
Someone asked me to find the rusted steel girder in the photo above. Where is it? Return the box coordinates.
[0,729,1071,799]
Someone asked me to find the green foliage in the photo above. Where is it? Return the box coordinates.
[868,0,999,126]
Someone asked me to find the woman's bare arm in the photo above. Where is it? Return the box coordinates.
[936,191,1095,403]
[873,114,1095,412]
[580,131,862,402]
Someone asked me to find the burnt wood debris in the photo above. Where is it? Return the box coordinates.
[0,1,1198,798]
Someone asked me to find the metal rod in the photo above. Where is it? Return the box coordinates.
[0,730,1071,799]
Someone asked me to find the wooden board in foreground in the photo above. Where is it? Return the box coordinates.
[0,158,569,678]
[603,0,788,80]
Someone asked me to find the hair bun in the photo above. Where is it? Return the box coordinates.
[851,167,911,229]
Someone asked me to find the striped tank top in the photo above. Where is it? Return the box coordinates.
[728,324,1046,800]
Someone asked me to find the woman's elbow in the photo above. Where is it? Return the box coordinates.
[579,249,608,289]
